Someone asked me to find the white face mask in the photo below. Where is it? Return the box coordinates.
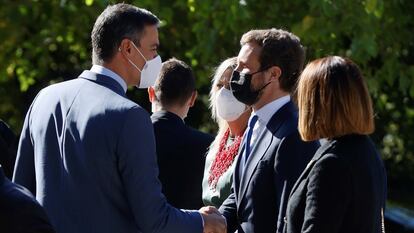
[216,87,246,122]
[127,42,162,89]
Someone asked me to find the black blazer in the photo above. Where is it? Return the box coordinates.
[151,111,214,209]
[284,134,387,233]
[0,167,55,233]
[219,101,320,233]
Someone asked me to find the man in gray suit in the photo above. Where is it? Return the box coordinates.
[12,3,226,233]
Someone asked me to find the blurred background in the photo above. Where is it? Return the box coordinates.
[0,0,413,231]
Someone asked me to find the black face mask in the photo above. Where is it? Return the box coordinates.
[230,69,272,106]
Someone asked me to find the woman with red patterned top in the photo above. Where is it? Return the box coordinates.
[202,57,251,207]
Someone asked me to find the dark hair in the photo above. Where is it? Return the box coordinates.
[298,56,375,141]
[91,3,159,64]
[154,58,196,107]
[240,28,305,93]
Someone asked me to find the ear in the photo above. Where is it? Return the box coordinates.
[148,86,156,103]
[269,66,282,81]
[118,39,134,58]
[188,91,198,107]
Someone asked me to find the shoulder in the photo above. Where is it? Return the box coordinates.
[0,180,45,215]
[274,130,319,177]
[303,152,353,197]
[328,135,378,163]
[37,79,81,95]
[267,102,299,137]
[311,152,352,182]
[120,106,151,126]
[187,126,215,145]
[0,181,54,232]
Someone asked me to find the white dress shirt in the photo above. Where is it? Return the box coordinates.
[90,65,127,93]
[249,95,291,147]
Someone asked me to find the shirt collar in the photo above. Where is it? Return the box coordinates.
[90,65,127,93]
[252,95,291,125]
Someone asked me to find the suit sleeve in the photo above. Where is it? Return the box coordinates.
[219,176,238,233]
[116,106,203,233]
[13,104,36,194]
[301,154,351,233]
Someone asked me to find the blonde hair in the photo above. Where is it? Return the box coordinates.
[297,56,375,141]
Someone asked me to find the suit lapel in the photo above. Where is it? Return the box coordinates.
[78,70,126,97]
[288,139,336,198]
[233,131,247,198]
[236,102,296,206]
[237,128,274,206]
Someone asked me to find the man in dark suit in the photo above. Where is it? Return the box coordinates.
[12,3,225,233]
[148,58,214,209]
[218,29,320,233]
[0,165,55,233]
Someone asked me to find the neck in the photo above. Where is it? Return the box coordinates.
[227,109,250,137]
[253,88,288,111]
[101,60,131,86]
[154,103,188,120]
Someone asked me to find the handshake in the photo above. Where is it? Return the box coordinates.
[199,206,227,233]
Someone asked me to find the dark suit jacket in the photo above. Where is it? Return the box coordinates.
[13,71,203,233]
[0,120,17,179]
[0,167,55,233]
[151,111,214,209]
[219,101,320,233]
[284,134,387,233]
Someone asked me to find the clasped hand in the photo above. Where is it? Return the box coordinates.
[199,206,227,233]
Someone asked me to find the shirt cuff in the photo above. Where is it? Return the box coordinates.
[199,212,204,228]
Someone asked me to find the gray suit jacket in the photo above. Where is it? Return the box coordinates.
[13,70,202,233]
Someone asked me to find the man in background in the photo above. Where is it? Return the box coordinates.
[148,58,214,209]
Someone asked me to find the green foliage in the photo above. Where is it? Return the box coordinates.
[0,0,413,204]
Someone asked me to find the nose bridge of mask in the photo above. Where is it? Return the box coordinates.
[230,70,243,86]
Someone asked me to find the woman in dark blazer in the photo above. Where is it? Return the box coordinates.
[284,56,387,233]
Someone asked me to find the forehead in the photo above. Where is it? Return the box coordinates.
[237,42,261,67]
[140,25,159,46]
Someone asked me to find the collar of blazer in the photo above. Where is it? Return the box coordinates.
[288,139,337,199]
[78,70,126,97]
[151,110,185,126]
[236,101,297,205]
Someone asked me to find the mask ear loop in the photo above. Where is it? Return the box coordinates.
[127,58,142,72]
[241,105,252,114]
[130,41,148,63]
[119,45,143,72]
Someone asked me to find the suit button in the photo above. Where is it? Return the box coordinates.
[284,217,287,223]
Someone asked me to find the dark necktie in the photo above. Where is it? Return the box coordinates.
[244,115,258,162]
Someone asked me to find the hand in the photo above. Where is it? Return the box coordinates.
[199,206,227,233]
